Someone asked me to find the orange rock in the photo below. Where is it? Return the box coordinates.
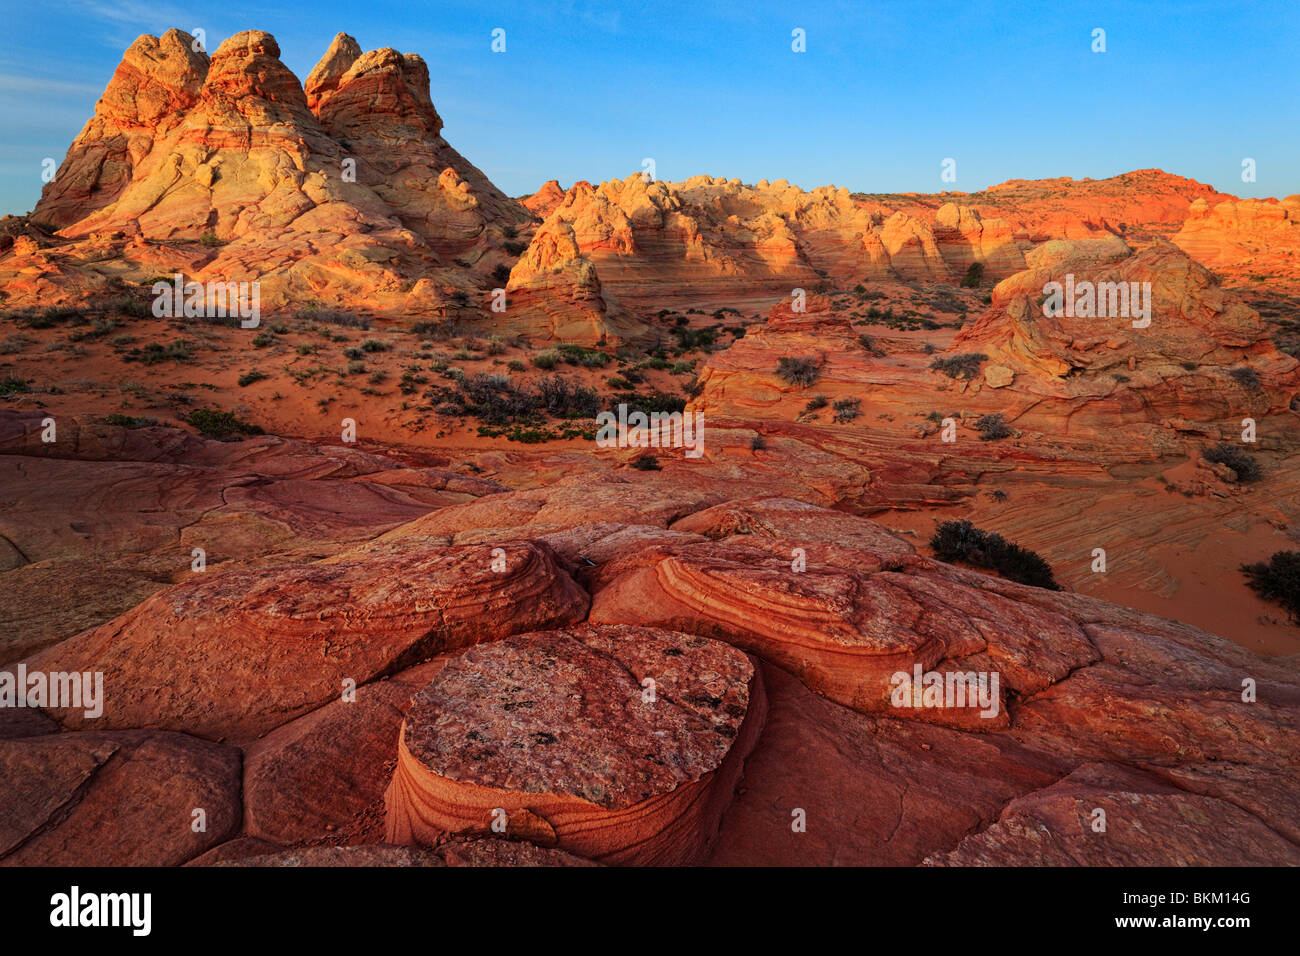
[384,625,766,864]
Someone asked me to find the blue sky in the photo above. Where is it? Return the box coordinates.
[2,0,1297,217]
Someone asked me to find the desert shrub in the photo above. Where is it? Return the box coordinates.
[930,520,1061,590]
[776,356,821,387]
[930,352,988,380]
[557,344,611,368]
[960,262,984,288]
[491,264,512,284]
[198,231,224,248]
[606,376,633,390]
[100,414,145,428]
[507,359,525,371]
[751,434,767,450]
[347,360,366,375]
[186,408,263,440]
[1240,551,1300,620]
[670,360,696,375]
[858,334,883,355]
[343,346,364,359]
[832,397,862,423]
[1202,443,1262,482]
[611,391,687,416]
[1229,367,1262,390]
[295,308,370,330]
[975,413,1013,441]
[487,336,506,355]
[368,370,388,384]
[630,455,661,471]
[502,240,528,257]
[456,372,598,424]
[237,370,268,387]
[534,374,601,418]
[804,394,828,412]
[532,349,560,370]
[124,341,194,365]
[636,357,671,370]
[360,338,387,353]
[0,375,31,396]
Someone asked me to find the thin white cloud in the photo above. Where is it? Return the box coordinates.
[0,74,104,96]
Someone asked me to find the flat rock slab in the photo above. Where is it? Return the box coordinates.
[925,762,1300,866]
[0,730,240,866]
[385,625,766,865]
[26,541,588,740]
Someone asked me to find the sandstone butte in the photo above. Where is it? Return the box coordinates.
[0,28,1298,869]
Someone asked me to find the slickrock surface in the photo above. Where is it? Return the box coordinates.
[385,625,766,865]
[924,762,1300,866]
[0,730,240,866]
[1174,195,1300,277]
[26,540,588,739]
[242,660,447,843]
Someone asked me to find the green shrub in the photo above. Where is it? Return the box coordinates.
[186,408,263,440]
[960,262,984,288]
[930,520,1060,590]
[532,349,561,370]
[0,376,32,396]
[804,394,828,413]
[237,370,268,387]
[360,338,388,353]
[124,341,195,365]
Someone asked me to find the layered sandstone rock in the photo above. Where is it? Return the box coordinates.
[925,762,1300,866]
[384,625,765,865]
[1174,195,1300,275]
[24,541,588,739]
[32,30,210,228]
[0,730,240,866]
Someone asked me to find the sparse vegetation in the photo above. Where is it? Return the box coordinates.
[930,352,988,380]
[237,370,268,387]
[630,455,661,471]
[532,349,560,370]
[776,356,821,387]
[124,341,195,365]
[960,261,984,288]
[1229,366,1262,390]
[0,375,32,397]
[974,412,1013,441]
[930,520,1061,590]
[1202,443,1263,482]
[832,397,862,423]
[1240,551,1300,621]
[186,408,263,440]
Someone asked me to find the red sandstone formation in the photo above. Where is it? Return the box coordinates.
[384,625,764,865]
[2,27,1299,871]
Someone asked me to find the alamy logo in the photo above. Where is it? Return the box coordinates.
[1042,273,1151,328]
[152,273,260,328]
[596,403,704,458]
[890,664,1000,718]
[0,665,103,718]
[50,886,150,936]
